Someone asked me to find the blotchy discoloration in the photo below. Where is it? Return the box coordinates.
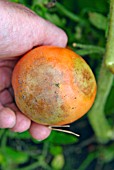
[12,46,97,125]
[73,57,96,97]
[15,63,68,125]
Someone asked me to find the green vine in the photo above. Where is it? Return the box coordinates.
[88,62,113,143]
[105,0,114,73]
[88,0,114,143]
[56,2,81,23]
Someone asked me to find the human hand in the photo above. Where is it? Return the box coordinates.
[0,0,67,140]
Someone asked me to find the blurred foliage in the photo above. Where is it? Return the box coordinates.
[1,0,114,170]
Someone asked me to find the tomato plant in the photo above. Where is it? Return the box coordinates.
[0,0,114,170]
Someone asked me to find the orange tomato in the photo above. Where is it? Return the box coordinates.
[12,46,97,125]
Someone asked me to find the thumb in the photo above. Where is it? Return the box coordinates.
[33,17,68,48]
[0,1,68,58]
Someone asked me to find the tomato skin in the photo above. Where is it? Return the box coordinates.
[12,46,97,125]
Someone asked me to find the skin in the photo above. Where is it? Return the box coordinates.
[0,0,67,140]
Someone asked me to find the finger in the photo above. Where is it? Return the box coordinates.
[29,122,51,141]
[0,107,16,128]
[6,103,19,112]
[0,89,13,105]
[11,111,31,132]
[7,103,31,132]
[9,87,14,98]
[0,59,17,68]
[0,67,12,91]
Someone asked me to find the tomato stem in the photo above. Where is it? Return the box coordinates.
[105,0,114,73]
[88,62,113,143]
[88,0,114,143]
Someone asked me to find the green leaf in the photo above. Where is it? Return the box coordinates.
[0,147,29,164]
[49,145,63,156]
[7,130,31,139]
[44,131,78,145]
[88,12,107,30]
[45,13,66,27]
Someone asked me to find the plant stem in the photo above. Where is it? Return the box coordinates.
[105,0,114,73]
[75,49,103,56]
[88,62,113,143]
[79,152,97,170]
[72,43,105,56]
[73,43,105,52]
[16,162,42,170]
[1,130,7,150]
[88,0,114,144]
[0,129,5,139]
[56,2,81,23]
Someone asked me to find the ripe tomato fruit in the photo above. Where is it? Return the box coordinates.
[12,46,97,125]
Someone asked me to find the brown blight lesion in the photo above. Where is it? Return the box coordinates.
[73,56,96,97]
